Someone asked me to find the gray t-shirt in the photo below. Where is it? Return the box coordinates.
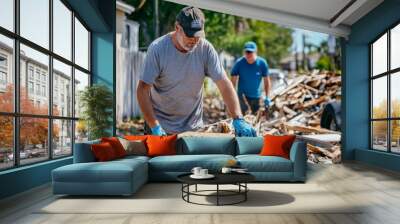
[140,33,225,133]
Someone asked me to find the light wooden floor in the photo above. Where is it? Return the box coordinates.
[1,161,400,224]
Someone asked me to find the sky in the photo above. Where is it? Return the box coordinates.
[291,28,329,53]
[0,0,89,74]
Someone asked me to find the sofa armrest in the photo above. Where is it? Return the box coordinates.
[289,140,307,182]
[73,140,100,163]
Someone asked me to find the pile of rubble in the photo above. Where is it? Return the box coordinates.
[198,71,342,164]
[118,71,342,164]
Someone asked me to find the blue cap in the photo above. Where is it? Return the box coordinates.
[244,41,257,52]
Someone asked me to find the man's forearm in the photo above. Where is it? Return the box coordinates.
[231,76,238,89]
[216,76,242,118]
[137,81,158,128]
[264,76,271,97]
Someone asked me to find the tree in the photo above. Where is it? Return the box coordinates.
[0,84,59,150]
[79,84,113,140]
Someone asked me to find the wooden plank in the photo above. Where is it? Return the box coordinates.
[284,123,340,134]
[297,134,341,148]
[301,96,327,109]
[307,143,341,163]
[271,76,307,100]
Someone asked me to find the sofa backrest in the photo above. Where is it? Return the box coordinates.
[73,139,100,163]
[176,136,236,155]
[235,137,264,155]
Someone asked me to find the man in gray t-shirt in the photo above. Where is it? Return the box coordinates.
[137,6,256,137]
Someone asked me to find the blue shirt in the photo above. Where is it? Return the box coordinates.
[231,56,269,98]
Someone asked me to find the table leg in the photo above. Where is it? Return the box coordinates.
[245,183,247,201]
[187,184,190,202]
[217,184,219,206]
[195,184,197,192]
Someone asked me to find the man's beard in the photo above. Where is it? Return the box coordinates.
[177,34,197,52]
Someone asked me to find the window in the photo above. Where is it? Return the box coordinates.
[42,85,46,97]
[0,1,91,170]
[53,0,72,60]
[75,17,89,70]
[0,71,6,85]
[370,23,400,154]
[28,81,34,94]
[0,54,8,90]
[74,69,89,118]
[0,116,13,170]
[53,119,72,158]
[0,54,7,67]
[0,0,14,32]
[36,84,40,95]
[20,0,49,49]
[35,70,41,81]
[0,34,13,113]
[53,59,72,117]
[28,67,34,80]
[20,117,49,165]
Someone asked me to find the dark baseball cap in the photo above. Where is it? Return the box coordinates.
[176,6,205,38]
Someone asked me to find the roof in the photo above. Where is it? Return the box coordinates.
[117,0,135,14]
[165,0,384,37]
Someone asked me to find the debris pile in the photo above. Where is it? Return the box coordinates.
[198,71,342,164]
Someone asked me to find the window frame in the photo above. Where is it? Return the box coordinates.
[0,0,92,171]
[370,21,400,154]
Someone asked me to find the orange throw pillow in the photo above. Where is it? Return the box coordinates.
[101,137,127,158]
[91,142,117,161]
[260,135,296,159]
[146,134,177,157]
[124,135,148,142]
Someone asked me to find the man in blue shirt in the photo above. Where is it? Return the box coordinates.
[231,41,271,115]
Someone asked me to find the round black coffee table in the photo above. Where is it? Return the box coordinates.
[177,173,255,206]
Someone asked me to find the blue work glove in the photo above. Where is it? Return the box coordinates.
[263,96,271,107]
[151,124,167,136]
[232,118,257,137]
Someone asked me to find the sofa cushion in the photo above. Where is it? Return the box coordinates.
[101,137,127,158]
[235,137,263,155]
[53,158,147,183]
[124,135,149,142]
[236,155,293,172]
[147,135,178,157]
[73,139,100,163]
[149,154,235,172]
[260,135,296,159]
[115,155,150,163]
[52,156,149,195]
[176,136,236,155]
[119,138,148,156]
[91,142,118,161]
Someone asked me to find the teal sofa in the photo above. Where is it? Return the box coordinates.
[52,136,307,196]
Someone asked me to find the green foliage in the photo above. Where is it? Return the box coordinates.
[316,55,334,71]
[79,84,113,140]
[127,0,293,68]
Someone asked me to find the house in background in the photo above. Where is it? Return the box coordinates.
[115,0,147,124]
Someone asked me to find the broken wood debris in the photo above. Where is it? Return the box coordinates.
[199,71,342,164]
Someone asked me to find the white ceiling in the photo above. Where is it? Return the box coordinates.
[165,0,384,37]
